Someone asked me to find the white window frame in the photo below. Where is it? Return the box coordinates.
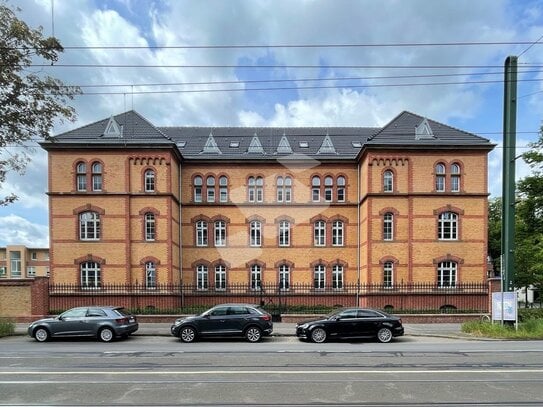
[332,265,343,289]
[79,212,100,241]
[91,162,102,191]
[197,265,208,290]
[194,176,203,202]
[314,221,326,246]
[76,162,87,191]
[250,264,262,290]
[312,176,321,202]
[383,170,393,192]
[314,264,325,289]
[332,220,344,246]
[219,176,228,202]
[438,261,457,288]
[215,264,226,291]
[214,220,226,247]
[145,169,155,192]
[250,221,262,247]
[196,220,208,247]
[146,262,156,289]
[145,213,156,241]
[383,213,393,241]
[438,212,458,240]
[279,265,290,291]
[435,163,446,192]
[279,221,290,247]
[80,262,101,288]
[383,261,393,288]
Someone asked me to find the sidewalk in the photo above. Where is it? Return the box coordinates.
[15,322,466,338]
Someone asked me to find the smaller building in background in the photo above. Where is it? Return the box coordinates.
[0,246,50,279]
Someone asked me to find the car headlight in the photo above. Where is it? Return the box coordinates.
[174,318,184,325]
[298,323,308,329]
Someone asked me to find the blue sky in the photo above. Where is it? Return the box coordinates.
[1,0,543,247]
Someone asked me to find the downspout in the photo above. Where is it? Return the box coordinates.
[357,161,361,305]
[179,160,184,305]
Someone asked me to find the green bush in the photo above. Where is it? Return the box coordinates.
[519,308,543,321]
[0,319,15,337]
[462,319,543,339]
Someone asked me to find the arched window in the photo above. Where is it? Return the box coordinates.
[332,265,344,289]
[76,162,87,191]
[312,176,321,202]
[215,264,226,290]
[337,176,346,202]
[383,212,394,241]
[248,176,264,202]
[314,220,326,246]
[438,212,458,240]
[214,220,226,247]
[206,176,215,202]
[277,176,292,203]
[196,265,208,290]
[196,220,208,246]
[435,163,446,192]
[383,261,393,288]
[250,221,262,247]
[91,162,102,191]
[438,261,457,288]
[145,261,156,289]
[332,220,344,246]
[250,264,262,290]
[279,264,290,291]
[145,213,155,241]
[193,176,203,202]
[324,176,333,202]
[79,212,100,240]
[383,170,393,193]
[255,177,264,202]
[314,264,325,289]
[144,169,155,192]
[219,176,228,202]
[80,261,100,288]
[451,163,461,192]
[279,220,290,247]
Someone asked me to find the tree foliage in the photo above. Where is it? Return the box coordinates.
[0,1,80,205]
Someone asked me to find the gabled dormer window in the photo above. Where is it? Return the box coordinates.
[203,133,221,154]
[248,134,264,154]
[103,116,122,138]
[318,134,336,154]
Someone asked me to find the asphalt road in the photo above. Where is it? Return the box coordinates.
[1,334,543,406]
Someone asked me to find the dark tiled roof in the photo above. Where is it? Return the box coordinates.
[368,111,492,147]
[45,111,173,146]
[159,126,377,160]
[42,110,494,160]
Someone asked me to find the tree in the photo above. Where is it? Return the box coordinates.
[0,1,80,205]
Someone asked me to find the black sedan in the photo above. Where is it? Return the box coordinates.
[171,303,273,343]
[296,308,404,343]
[28,306,138,342]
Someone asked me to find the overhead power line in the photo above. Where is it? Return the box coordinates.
[29,63,525,69]
[65,78,542,96]
[50,69,543,90]
[6,40,542,51]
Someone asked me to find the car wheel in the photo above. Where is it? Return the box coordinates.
[99,327,115,342]
[310,327,327,343]
[34,327,50,342]
[377,327,393,343]
[180,326,196,343]
[245,326,262,342]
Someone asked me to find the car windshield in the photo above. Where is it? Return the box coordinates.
[326,309,345,319]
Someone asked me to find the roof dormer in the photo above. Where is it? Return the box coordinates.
[248,134,264,154]
[277,134,292,154]
[415,118,435,140]
[202,132,222,154]
[317,134,336,154]
[102,116,122,138]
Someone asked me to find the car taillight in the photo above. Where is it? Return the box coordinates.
[115,318,129,324]
[260,314,271,321]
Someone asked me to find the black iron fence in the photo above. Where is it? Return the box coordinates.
[49,281,489,314]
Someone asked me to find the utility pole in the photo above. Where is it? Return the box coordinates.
[501,55,518,292]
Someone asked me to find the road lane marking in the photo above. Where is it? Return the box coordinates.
[2,369,543,375]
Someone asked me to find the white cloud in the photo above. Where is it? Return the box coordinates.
[0,215,49,247]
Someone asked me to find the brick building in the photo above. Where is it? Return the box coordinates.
[40,110,494,309]
[0,245,50,279]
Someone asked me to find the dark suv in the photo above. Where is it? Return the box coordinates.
[171,303,273,342]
